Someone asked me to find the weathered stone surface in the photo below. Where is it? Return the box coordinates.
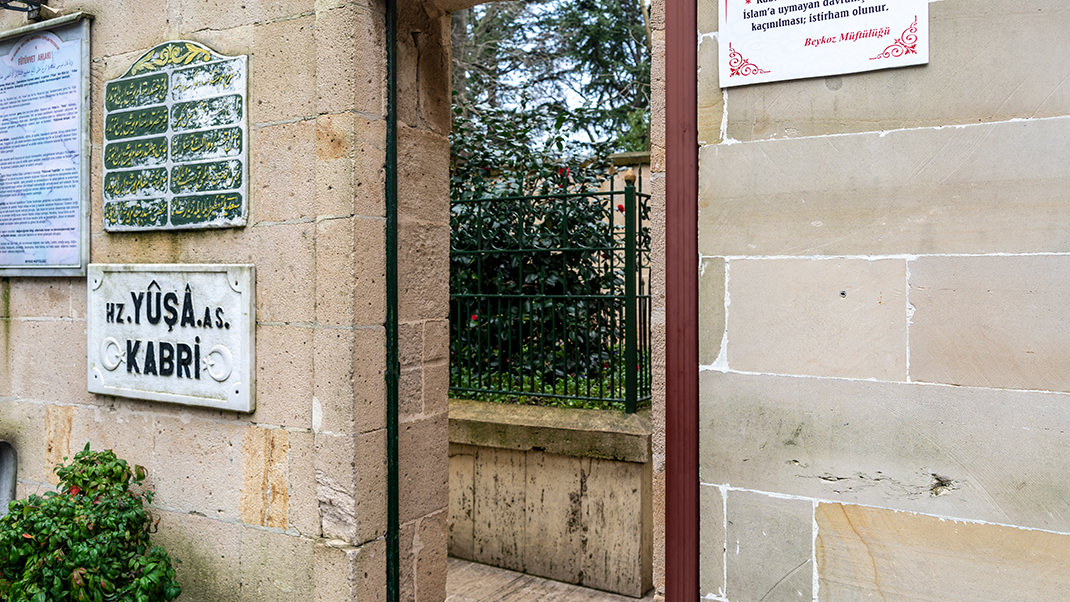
[699,117,1070,257]
[250,15,316,124]
[67,405,156,481]
[449,398,652,463]
[726,490,812,602]
[10,321,93,405]
[238,527,316,602]
[398,127,450,225]
[909,255,1070,392]
[355,217,388,325]
[43,405,74,483]
[698,257,725,366]
[697,36,722,147]
[286,429,320,536]
[7,279,78,319]
[252,120,316,223]
[315,114,386,219]
[472,446,525,572]
[312,325,387,435]
[817,503,1070,601]
[315,4,385,117]
[0,401,45,485]
[522,451,585,584]
[649,29,667,173]
[314,217,357,327]
[575,454,652,596]
[398,221,449,321]
[699,371,1070,532]
[396,3,450,134]
[697,0,718,35]
[315,428,387,544]
[699,484,724,599]
[727,258,907,380]
[314,539,387,602]
[399,413,448,524]
[423,319,449,364]
[152,416,246,520]
[422,359,449,417]
[75,0,168,57]
[447,446,476,559]
[153,510,242,601]
[254,324,313,429]
[399,366,423,420]
[240,426,290,529]
[313,328,355,435]
[414,509,449,602]
[352,327,388,433]
[450,435,653,596]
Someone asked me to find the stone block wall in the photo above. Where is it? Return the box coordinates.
[697,1,1070,600]
[447,400,653,597]
[0,1,450,600]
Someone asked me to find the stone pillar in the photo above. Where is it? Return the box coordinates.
[647,0,667,597]
[395,2,451,600]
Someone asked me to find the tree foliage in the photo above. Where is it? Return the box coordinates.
[448,0,650,409]
[0,445,181,602]
[450,0,650,152]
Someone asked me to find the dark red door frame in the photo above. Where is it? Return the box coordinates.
[664,0,698,600]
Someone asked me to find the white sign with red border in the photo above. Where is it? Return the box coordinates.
[719,0,928,88]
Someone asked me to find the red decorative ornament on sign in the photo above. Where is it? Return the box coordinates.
[728,42,770,77]
[871,16,919,60]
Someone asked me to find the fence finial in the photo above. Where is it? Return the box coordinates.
[624,168,636,183]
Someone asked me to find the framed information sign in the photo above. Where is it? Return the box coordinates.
[0,14,91,276]
[102,41,248,231]
[719,0,929,87]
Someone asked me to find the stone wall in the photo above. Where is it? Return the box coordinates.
[697,1,1070,600]
[0,1,450,600]
[447,399,653,597]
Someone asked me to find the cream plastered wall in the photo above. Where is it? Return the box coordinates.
[0,1,451,600]
[698,1,1070,600]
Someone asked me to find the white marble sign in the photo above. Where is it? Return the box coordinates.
[719,0,929,87]
[87,264,255,412]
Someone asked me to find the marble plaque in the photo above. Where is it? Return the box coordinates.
[102,42,248,230]
[87,264,255,412]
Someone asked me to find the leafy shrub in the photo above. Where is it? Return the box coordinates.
[0,444,181,602]
[450,98,628,396]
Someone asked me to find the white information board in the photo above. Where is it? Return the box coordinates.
[719,0,928,87]
[0,14,90,276]
[87,264,255,413]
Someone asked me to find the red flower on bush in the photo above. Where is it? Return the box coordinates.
[617,204,625,213]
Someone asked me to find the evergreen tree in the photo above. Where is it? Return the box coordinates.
[450,0,650,153]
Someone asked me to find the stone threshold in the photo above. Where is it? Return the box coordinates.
[446,557,656,602]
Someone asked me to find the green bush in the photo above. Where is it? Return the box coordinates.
[450,97,625,394]
[0,444,180,602]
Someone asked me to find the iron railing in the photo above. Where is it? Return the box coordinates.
[449,171,651,413]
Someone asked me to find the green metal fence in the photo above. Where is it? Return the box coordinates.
[449,170,651,413]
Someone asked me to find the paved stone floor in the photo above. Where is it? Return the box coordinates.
[446,557,656,602]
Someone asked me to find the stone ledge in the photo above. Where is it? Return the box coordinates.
[448,398,651,463]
